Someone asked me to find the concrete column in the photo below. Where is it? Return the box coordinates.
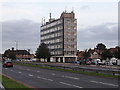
[75,57,77,61]
[58,57,60,62]
[53,57,56,62]
[50,57,56,62]
[50,57,53,62]
[63,57,65,63]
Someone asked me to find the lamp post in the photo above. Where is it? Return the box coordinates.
[15,40,18,60]
[15,40,18,50]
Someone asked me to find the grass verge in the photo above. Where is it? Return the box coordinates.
[14,62,120,79]
[1,74,32,89]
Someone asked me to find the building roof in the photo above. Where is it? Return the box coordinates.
[4,49,30,55]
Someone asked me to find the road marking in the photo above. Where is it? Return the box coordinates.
[0,83,5,89]
[28,74,33,77]
[62,75,79,80]
[90,81,118,87]
[37,71,40,72]
[27,69,30,71]
[11,69,13,71]
[18,72,21,73]
[37,76,53,81]
[60,82,83,88]
[5,68,8,70]
[51,73,56,75]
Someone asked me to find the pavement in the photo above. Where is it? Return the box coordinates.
[2,64,119,89]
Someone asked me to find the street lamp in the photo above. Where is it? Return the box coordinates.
[15,40,18,50]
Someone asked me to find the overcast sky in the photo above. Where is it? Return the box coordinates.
[0,0,119,54]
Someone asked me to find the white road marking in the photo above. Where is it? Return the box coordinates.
[28,74,33,77]
[18,72,22,74]
[90,81,118,87]
[62,75,79,80]
[37,71,40,72]
[51,73,56,75]
[27,69,30,71]
[11,69,13,71]
[5,68,8,70]
[0,83,5,89]
[60,82,83,88]
[37,76,53,81]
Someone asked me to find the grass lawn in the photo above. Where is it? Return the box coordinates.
[14,62,120,79]
[1,74,33,89]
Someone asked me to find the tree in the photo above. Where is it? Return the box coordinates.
[96,43,106,50]
[101,49,113,60]
[114,46,120,59]
[8,52,16,59]
[35,43,51,62]
[82,49,90,64]
[3,49,16,59]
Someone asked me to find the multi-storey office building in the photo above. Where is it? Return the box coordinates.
[40,11,77,63]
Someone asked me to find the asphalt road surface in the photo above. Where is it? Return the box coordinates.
[2,64,119,89]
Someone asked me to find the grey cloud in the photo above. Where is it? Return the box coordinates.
[77,23,118,50]
[2,19,118,53]
[2,19,40,53]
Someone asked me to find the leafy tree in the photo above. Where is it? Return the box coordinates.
[3,49,10,58]
[114,46,120,59]
[82,49,90,64]
[3,49,16,59]
[8,52,16,59]
[35,43,51,62]
[96,43,106,50]
[101,49,113,60]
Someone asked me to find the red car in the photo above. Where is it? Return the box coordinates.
[3,61,13,67]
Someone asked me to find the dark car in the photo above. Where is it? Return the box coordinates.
[3,61,13,67]
[74,61,80,64]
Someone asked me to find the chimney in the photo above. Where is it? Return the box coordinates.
[12,47,14,51]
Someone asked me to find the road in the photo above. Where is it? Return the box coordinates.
[2,64,119,89]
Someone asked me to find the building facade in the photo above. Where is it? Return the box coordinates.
[3,48,34,60]
[40,11,77,63]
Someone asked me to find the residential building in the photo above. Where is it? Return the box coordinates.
[76,50,84,60]
[90,51,101,59]
[3,48,34,60]
[40,11,77,62]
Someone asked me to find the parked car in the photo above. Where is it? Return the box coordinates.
[105,61,113,65]
[74,61,80,64]
[91,59,102,65]
[3,61,13,67]
[110,58,117,65]
[101,60,106,65]
[91,61,97,65]
[86,61,91,65]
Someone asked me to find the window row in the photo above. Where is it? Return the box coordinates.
[43,38,63,45]
[48,44,63,49]
[41,20,62,29]
[64,44,76,49]
[41,26,63,35]
[64,51,76,55]
[64,38,76,42]
[41,32,63,40]
[64,31,76,36]
[51,51,63,55]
